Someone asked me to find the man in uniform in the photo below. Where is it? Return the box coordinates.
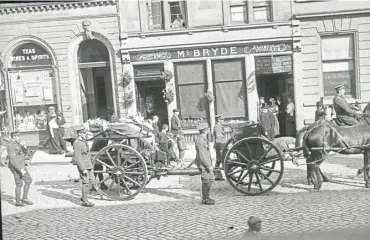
[333,85,362,126]
[195,123,215,205]
[213,114,226,181]
[7,130,33,207]
[171,109,182,141]
[73,125,94,207]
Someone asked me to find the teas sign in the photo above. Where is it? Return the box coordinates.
[11,43,52,67]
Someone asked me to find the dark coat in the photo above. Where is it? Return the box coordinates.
[171,115,181,134]
[7,139,27,171]
[152,123,160,143]
[315,108,326,121]
[213,123,226,150]
[260,111,275,141]
[195,135,213,171]
[333,95,360,126]
[73,137,92,172]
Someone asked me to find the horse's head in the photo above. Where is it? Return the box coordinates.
[363,102,370,114]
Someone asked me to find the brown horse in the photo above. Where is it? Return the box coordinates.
[299,102,370,190]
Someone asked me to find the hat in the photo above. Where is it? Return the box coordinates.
[173,109,180,113]
[75,125,87,133]
[197,123,209,131]
[335,85,345,91]
[215,114,224,119]
[10,130,20,136]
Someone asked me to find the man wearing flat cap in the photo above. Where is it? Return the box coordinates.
[7,130,33,207]
[73,125,94,207]
[333,84,362,126]
[213,114,226,181]
[195,123,215,205]
[171,109,182,141]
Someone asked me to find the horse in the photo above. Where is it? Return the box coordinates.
[299,102,370,191]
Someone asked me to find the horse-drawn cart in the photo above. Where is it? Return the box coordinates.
[64,120,287,201]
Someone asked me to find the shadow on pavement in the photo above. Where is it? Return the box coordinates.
[1,192,16,206]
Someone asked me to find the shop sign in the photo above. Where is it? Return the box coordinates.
[130,42,292,62]
[11,43,52,67]
[323,71,354,96]
[255,55,292,74]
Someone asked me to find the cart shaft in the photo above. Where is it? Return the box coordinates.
[166,169,200,176]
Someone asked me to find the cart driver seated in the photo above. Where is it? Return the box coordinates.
[332,84,362,126]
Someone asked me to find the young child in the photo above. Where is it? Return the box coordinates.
[158,124,170,165]
[177,130,187,168]
[167,132,178,164]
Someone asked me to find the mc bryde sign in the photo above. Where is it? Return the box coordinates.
[130,42,292,62]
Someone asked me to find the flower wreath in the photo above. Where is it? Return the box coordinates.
[123,90,134,106]
[204,91,215,102]
[162,86,175,103]
[122,71,133,87]
[160,70,173,83]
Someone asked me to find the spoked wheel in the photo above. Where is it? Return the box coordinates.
[224,137,284,196]
[0,146,8,167]
[92,144,148,201]
[221,137,236,168]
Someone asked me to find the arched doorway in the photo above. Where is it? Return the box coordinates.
[78,39,114,122]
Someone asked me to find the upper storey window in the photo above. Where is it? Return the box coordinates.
[253,0,272,22]
[229,0,272,25]
[169,0,186,28]
[146,0,187,30]
[147,0,164,30]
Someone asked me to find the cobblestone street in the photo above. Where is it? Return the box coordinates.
[2,150,370,240]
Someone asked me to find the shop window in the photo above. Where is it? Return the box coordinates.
[230,0,248,24]
[321,35,356,97]
[212,59,246,118]
[253,0,272,22]
[146,0,164,30]
[175,62,207,119]
[7,42,57,132]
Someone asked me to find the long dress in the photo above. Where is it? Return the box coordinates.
[269,105,280,137]
[47,115,66,154]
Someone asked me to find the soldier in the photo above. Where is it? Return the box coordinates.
[213,114,226,181]
[73,125,94,207]
[333,85,362,126]
[195,123,215,205]
[171,109,182,141]
[7,130,33,207]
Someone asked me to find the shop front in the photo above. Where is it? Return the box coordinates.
[122,40,296,142]
[1,41,60,146]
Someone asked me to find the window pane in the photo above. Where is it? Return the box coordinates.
[230,6,247,22]
[253,0,269,7]
[175,62,206,85]
[323,70,355,97]
[322,60,354,72]
[215,81,246,117]
[147,1,163,29]
[322,35,354,60]
[178,85,207,118]
[170,1,186,28]
[230,0,246,6]
[213,59,244,82]
[253,6,270,21]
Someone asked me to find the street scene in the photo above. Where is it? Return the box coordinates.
[2,0,370,239]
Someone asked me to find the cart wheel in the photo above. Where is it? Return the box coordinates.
[221,137,235,167]
[92,144,148,201]
[224,137,284,196]
[0,146,8,167]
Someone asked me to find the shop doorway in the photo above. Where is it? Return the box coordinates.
[78,39,114,122]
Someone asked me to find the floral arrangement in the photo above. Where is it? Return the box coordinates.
[160,70,173,83]
[123,90,134,106]
[162,86,175,103]
[204,90,215,103]
[121,71,133,87]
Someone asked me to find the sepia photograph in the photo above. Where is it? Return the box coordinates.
[1,0,370,239]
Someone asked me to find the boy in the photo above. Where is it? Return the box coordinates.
[177,130,187,168]
[159,124,170,165]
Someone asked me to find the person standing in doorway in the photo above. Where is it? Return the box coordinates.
[213,114,226,181]
[7,130,33,207]
[285,96,296,137]
[195,123,215,205]
[171,109,182,141]
[268,98,280,138]
[260,103,275,141]
[73,125,94,207]
[159,124,170,165]
[152,115,160,145]
[47,106,66,154]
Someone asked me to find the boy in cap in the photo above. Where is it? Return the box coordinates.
[159,124,170,165]
[73,125,94,207]
[171,109,182,141]
[7,130,33,207]
[195,123,215,205]
[213,114,226,181]
[333,84,362,126]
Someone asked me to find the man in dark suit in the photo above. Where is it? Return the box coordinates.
[260,103,275,141]
[213,114,226,181]
[7,130,33,207]
[195,123,215,205]
[171,109,182,141]
[333,84,361,126]
[73,125,94,207]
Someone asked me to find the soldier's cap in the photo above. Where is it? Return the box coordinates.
[75,125,87,133]
[173,109,180,113]
[197,123,209,131]
[10,130,20,136]
[335,85,345,91]
[215,114,224,119]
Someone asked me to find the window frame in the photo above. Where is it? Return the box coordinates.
[229,0,248,24]
[168,0,187,29]
[320,33,358,99]
[252,0,272,23]
[146,0,164,30]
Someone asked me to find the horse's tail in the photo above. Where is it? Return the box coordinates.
[302,129,311,159]
[295,126,309,148]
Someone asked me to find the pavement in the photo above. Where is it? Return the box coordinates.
[1,144,370,240]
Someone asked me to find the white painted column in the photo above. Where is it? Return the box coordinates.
[164,60,177,128]
[206,58,215,133]
[122,63,137,117]
[245,55,259,123]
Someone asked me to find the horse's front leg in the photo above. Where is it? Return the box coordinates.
[313,164,323,191]
[319,168,331,182]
